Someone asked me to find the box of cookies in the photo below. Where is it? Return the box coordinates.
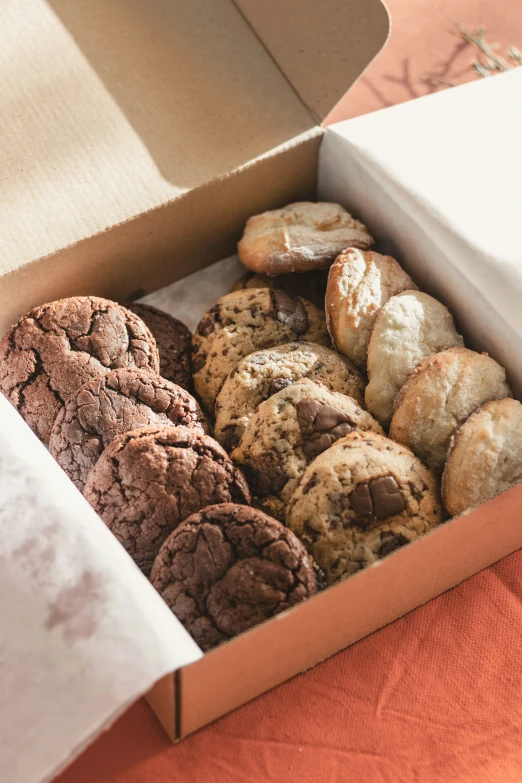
[2,2,522,781]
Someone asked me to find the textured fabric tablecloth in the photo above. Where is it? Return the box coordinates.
[56,1,522,781]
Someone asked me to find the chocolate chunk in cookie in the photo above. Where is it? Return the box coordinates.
[286,431,442,584]
[150,503,318,651]
[49,368,207,490]
[128,303,192,390]
[270,290,308,334]
[349,476,406,524]
[238,202,374,275]
[0,296,160,443]
[84,426,250,575]
[192,289,329,413]
[231,379,383,519]
[231,269,329,309]
[215,342,364,452]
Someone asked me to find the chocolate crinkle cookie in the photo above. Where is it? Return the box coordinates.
[150,503,319,651]
[0,296,160,443]
[286,431,442,585]
[192,288,329,413]
[49,368,208,491]
[128,303,192,391]
[84,426,251,576]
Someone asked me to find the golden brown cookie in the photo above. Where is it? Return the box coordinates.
[442,399,522,516]
[238,202,373,275]
[192,288,329,413]
[389,347,511,473]
[326,249,417,369]
[231,379,383,519]
[286,431,442,585]
[214,342,364,452]
[365,291,464,427]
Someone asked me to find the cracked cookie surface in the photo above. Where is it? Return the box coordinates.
[231,379,383,519]
[128,303,192,390]
[326,249,417,369]
[150,503,318,651]
[442,398,522,516]
[365,291,464,428]
[389,347,512,472]
[0,296,160,443]
[84,426,251,575]
[214,342,364,451]
[49,368,207,490]
[237,202,374,275]
[286,431,442,585]
[192,288,329,413]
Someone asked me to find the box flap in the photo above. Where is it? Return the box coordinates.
[0,0,388,293]
[234,0,390,122]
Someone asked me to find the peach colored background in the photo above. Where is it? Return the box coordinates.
[56,2,522,781]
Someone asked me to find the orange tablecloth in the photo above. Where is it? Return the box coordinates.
[57,3,522,781]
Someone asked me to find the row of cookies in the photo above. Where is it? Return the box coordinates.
[232,200,521,518]
[0,295,320,650]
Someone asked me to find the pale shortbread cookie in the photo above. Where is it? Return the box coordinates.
[231,269,329,310]
[214,342,365,452]
[238,202,374,275]
[231,379,383,519]
[326,249,417,369]
[442,398,522,516]
[389,347,512,473]
[191,289,329,413]
[286,431,442,585]
[365,291,464,427]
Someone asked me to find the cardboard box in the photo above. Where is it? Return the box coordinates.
[2,0,522,775]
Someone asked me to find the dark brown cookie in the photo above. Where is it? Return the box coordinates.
[128,303,192,390]
[150,503,318,651]
[0,296,160,443]
[84,426,251,576]
[49,368,208,490]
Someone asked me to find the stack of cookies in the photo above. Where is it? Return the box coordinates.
[1,200,519,653]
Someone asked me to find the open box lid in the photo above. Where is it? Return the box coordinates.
[0,0,389,299]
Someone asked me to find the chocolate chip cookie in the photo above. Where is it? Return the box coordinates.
[286,431,442,585]
[192,289,329,413]
[238,202,374,275]
[84,426,251,575]
[365,291,464,427]
[214,342,364,452]
[442,398,522,516]
[0,296,160,443]
[389,347,512,473]
[150,503,319,651]
[49,368,208,490]
[231,269,329,310]
[128,303,192,390]
[326,249,417,369]
[231,379,383,519]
